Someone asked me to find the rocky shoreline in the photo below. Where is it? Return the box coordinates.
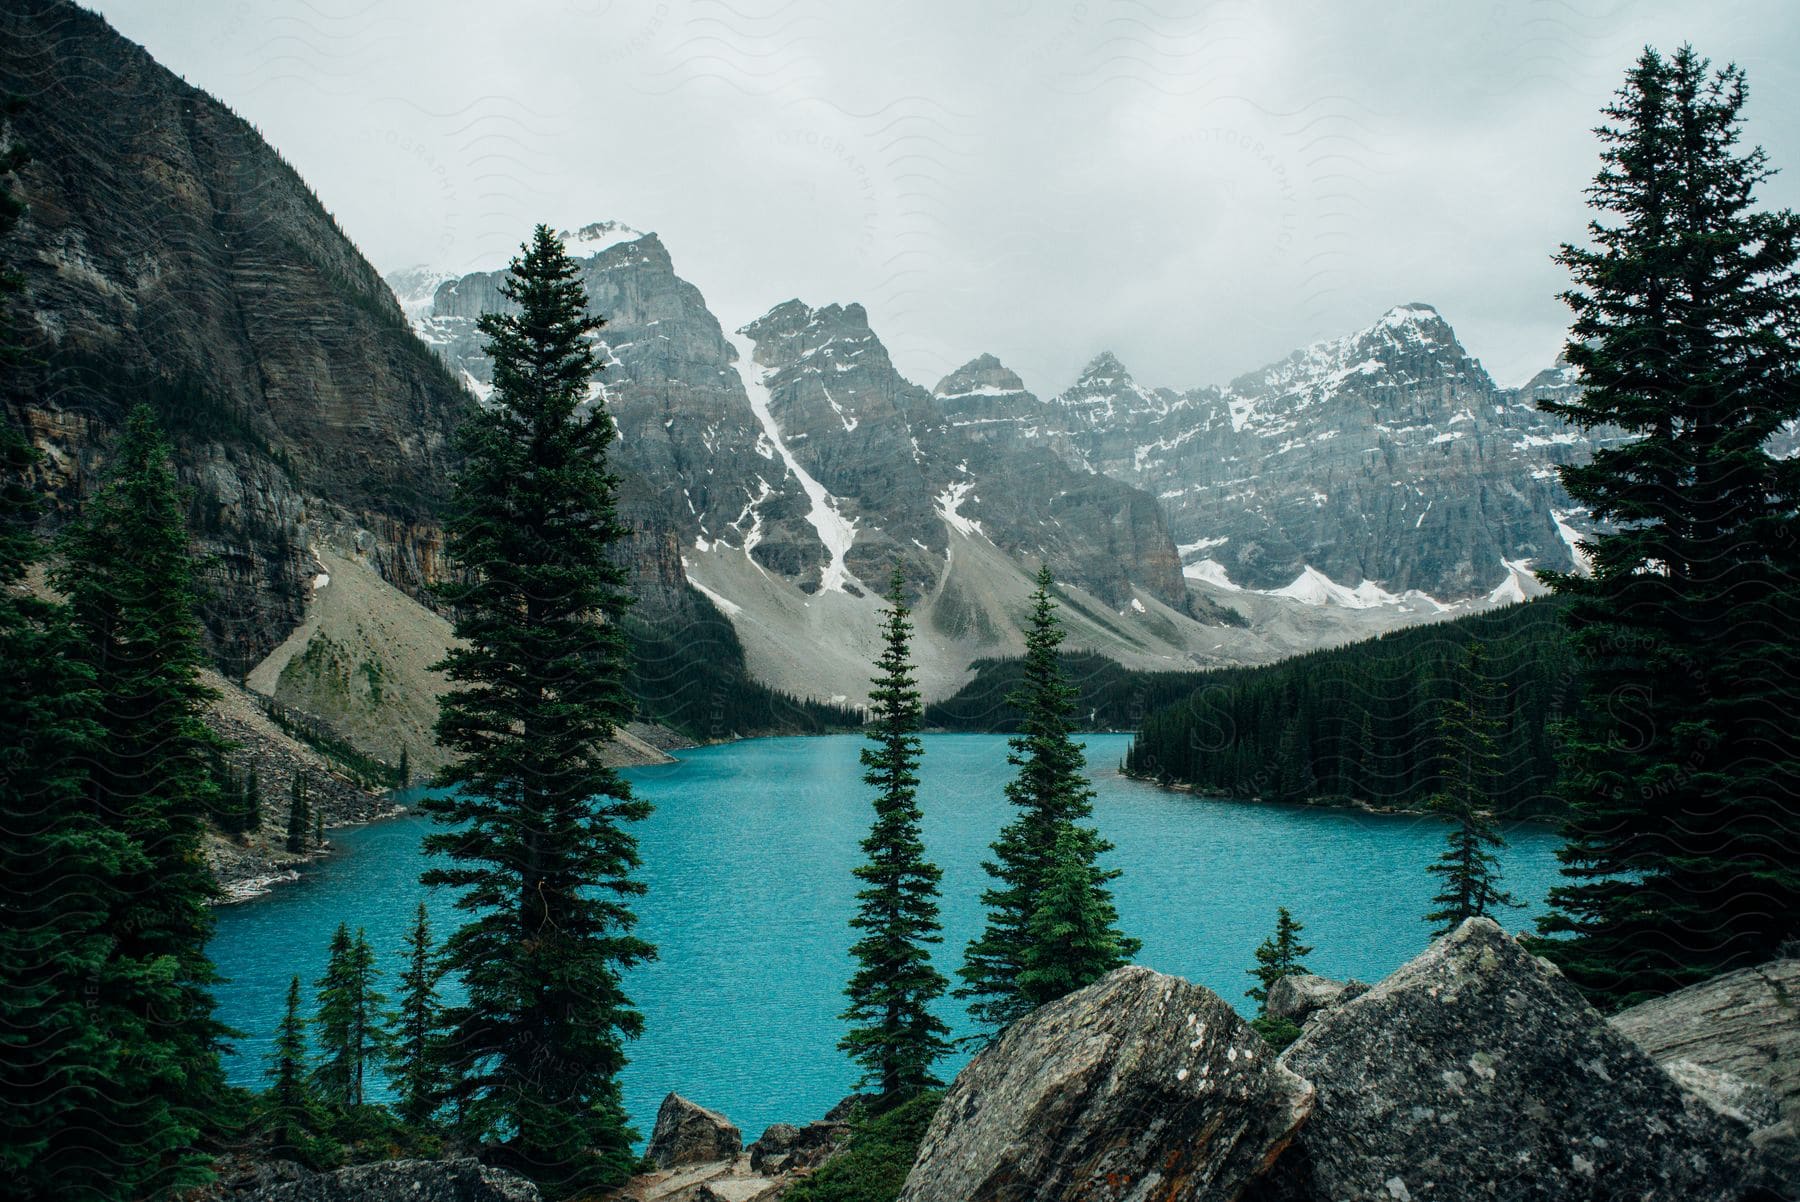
[218,922,1799,1201]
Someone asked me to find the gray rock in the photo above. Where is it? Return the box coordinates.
[1612,957,1800,1196]
[747,1118,847,1176]
[647,1094,743,1170]
[1267,918,1758,1201]
[1265,974,1369,1026]
[899,965,1314,1201]
[229,1158,539,1202]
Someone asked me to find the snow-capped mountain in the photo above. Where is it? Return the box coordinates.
[392,226,1250,702]
[1000,302,1616,603]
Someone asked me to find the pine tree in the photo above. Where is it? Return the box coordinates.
[313,924,388,1110]
[3,419,204,1201]
[1246,907,1312,1012]
[264,976,337,1169]
[286,775,310,854]
[390,903,447,1131]
[1532,46,1800,1008]
[959,566,1139,1033]
[52,403,230,1170]
[397,743,410,789]
[1017,825,1131,1006]
[840,569,950,1103]
[1424,643,1520,936]
[421,225,654,1196]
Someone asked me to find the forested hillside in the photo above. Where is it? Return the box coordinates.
[1125,600,1576,817]
[926,651,1205,732]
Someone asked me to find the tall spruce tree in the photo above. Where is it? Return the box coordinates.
[840,569,950,1102]
[51,403,229,1178]
[390,903,447,1131]
[2,420,202,1201]
[959,566,1139,1032]
[313,924,388,1110]
[264,976,337,1169]
[1245,907,1312,1012]
[1533,46,1800,1007]
[1017,825,1131,1006]
[421,225,654,1196]
[1424,642,1520,936]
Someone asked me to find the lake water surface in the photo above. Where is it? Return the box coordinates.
[210,733,1563,1144]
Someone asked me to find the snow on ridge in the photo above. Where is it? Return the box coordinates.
[729,335,860,593]
[559,220,648,258]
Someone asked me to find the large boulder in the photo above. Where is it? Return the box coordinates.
[1612,956,1800,1195]
[898,965,1315,1201]
[1265,918,1759,1201]
[1265,974,1369,1026]
[646,1093,743,1170]
[229,1158,539,1202]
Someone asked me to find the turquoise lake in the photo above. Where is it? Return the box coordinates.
[209,732,1564,1145]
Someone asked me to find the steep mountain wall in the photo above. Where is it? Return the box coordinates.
[0,0,471,675]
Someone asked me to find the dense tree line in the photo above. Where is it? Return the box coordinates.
[926,650,1204,733]
[1126,600,1576,817]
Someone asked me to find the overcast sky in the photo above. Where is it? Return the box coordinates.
[95,0,1800,396]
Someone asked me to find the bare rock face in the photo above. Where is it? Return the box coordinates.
[228,1158,538,1202]
[647,1094,744,1171]
[0,0,470,674]
[1266,919,1759,1202]
[1612,957,1800,1196]
[1264,974,1369,1027]
[898,965,1314,1202]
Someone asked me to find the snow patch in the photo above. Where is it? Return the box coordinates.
[935,480,986,539]
[1268,566,1404,610]
[730,338,859,593]
[1183,559,1241,591]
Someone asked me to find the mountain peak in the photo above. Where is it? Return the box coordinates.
[935,353,1028,398]
[558,220,649,257]
[1081,350,1131,380]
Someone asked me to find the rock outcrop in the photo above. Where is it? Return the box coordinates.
[646,1094,744,1171]
[1612,957,1800,1196]
[1265,918,1758,1201]
[228,1158,539,1202]
[746,1117,848,1177]
[1264,974,1368,1027]
[898,965,1314,1201]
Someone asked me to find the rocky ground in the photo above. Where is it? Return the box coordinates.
[222,926,1799,1202]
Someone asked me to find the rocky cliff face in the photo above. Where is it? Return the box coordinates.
[964,304,1621,603]
[0,0,471,675]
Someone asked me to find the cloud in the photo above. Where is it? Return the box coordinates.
[95,0,1800,395]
